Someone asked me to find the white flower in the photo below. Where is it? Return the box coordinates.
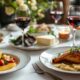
[38,13,45,18]
[16,0,24,6]
[5,7,15,15]
[32,0,37,5]
[19,4,29,11]
[28,0,37,6]
[31,5,37,11]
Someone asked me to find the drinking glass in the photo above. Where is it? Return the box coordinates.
[67,6,80,47]
[50,10,63,24]
[50,1,63,24]
[16,17,30,46]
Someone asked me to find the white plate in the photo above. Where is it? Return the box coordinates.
[10,42,59,50]
[0,48,30,74]
[40,46,80,74]
[6,32,59,50]
[0,30,9,48]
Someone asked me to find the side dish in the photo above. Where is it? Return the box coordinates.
[36,23,51,33]
[59,31,70,40]
[58,27,70,40]
[36,35,56,46]
[0,51,17,71]
[27,23,54,36]
[10,32,57,47]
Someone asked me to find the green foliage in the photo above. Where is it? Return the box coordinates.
[10,1,18,9]
[68,47,80,53]
[28,26,37,33]
[25,0,58,21]
[17,11,28,17]
[0,0,57,21]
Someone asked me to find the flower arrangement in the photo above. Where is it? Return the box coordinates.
[0,0,57,26]
[25,0,50,22]
[0,0,29,16]
[0,0,16,16]
[0,0,29,27]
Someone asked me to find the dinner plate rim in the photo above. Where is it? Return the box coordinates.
[9,39,59,50]
[39,46,80,74]
[0,48,30,75]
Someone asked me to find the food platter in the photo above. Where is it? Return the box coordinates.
[40,46,80,74]
[2,24,73,50]
[6,31,59,50]
[0,48,30,74]
[10,42,59,50]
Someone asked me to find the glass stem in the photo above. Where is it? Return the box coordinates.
[73,29,76,47]
[22,30,24,46]
[55,20,58,24]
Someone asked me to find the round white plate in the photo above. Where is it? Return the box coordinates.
[0,48,30,74]
[0,30,10,48]
[40,46,80,74]
[10,42,59,50]
[6,32,59,50]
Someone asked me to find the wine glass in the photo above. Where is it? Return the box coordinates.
[68,16,80,47]
[50,1,63,24]
[67,6,80,47]
[50,10,63,24]
[16,17,30,46]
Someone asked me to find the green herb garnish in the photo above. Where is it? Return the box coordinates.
[28,26,37,33]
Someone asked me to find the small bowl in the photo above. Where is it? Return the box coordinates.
[56,25,71,40]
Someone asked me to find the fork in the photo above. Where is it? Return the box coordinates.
[32,63,63,80]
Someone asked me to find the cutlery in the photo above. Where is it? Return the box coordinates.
[32,63,62,80]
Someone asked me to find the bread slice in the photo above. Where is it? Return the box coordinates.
[36,35,55,46]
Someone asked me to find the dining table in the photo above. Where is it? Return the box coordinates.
[0,24,80,80]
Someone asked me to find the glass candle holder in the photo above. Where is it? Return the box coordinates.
[58,25,71,40]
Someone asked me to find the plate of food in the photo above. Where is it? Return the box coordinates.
[0,48,30,74]
[40,46,80,74]
[26,23,55,37]
[7,31,59,50]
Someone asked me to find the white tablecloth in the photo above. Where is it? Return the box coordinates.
[0,48,80,80]
[0,27,80,80]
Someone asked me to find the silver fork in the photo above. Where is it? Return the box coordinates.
[32,63,63,80]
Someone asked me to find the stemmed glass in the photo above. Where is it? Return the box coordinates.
[50,1,63,24]
[50,10,63,24]
[68,16,80,47]
[67,6,80,47]
[16,17,30,46]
